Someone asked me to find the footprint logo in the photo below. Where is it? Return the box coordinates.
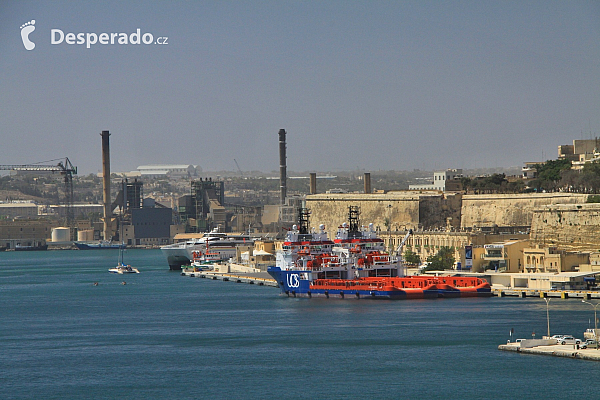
[20,20,36,50]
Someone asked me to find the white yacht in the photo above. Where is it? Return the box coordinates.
[160,228,256,270]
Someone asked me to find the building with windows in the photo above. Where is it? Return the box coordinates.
[0,219,54,249]
[130,207,172,246]
[409,169,463,192]
[482,240,529,273]
[522,245,589,273]
[558,138,600,170]
[136,164,201,180]
[0,203,38,219]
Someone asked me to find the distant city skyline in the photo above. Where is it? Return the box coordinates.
[1,1,599,175]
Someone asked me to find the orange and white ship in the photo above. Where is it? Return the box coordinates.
[268,207,491,300]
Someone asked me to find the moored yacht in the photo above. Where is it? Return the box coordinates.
[160,228,256,270]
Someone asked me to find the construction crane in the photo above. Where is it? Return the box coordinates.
[0,158,77,231]
[234,159,243,177]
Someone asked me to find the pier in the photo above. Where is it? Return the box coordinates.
[180,270,600,299]
[499,342,600,362]
[492,288,600,300]
[181,269,278,287]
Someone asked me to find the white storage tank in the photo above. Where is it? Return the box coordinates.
[78,230,95,241]
[51,227,71,242]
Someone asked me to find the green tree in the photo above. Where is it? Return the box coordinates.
[423,246,455,271]
[403,249,421,265]
[579,161,600,193]
[530,159,572,192]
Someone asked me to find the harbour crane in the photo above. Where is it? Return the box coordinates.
[234,159,243,177]
[0,158,77,232]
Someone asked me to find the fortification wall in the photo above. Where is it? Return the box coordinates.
[305,192,454,232]
[460,193,588,229]
[531,204,600,249]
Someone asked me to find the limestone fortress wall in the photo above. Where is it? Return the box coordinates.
[305,192,597,249]
[460,193,589,229]
[530,203,600,249]
[305,192,460,233]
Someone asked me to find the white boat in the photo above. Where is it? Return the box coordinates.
[109,245,139,274]
[109,263,140,274]
[161,228,256,270]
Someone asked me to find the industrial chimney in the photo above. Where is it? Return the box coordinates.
[364,172,371,194]
[278,129,287,205]
[309,172,317,194]
[100,130,111,241]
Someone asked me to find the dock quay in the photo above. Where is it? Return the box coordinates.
[179,272,600,298]
[492,288,600,299]
[181,270,278,287]
[499,342,600,362]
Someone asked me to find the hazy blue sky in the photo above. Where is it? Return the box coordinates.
[1,1,599,175]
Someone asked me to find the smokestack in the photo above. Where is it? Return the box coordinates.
[101,130,111,241]
[309,173,317,194]
[278,129,287,204]
[364,172,371,194]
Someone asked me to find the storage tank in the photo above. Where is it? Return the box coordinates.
[77,230,95,241]
[51,227,71,242]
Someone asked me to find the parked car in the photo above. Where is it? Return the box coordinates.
[559,336,582,345]
[550,334,566,341]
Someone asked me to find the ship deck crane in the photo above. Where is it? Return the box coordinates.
[395,229,413,276]
[0,158,77,231]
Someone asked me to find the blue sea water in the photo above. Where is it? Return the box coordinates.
[1,249,598,399]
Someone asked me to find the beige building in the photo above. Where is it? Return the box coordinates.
[486,272,593,290]
[0,219,55,249]
[481,240,529,273]
[399,231,529,272]
[522,245,590,273]
[238,240,275,271]
[0,203,38,219]
[558,139,600,168]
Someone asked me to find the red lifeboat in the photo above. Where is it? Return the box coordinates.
[298,246,310,256]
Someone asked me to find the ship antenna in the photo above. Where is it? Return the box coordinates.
[297,207,310,235]
[348,206,360,238]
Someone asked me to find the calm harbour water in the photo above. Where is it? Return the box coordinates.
[1,249,598,399]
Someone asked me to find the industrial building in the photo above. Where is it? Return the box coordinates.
[136,164,201,179]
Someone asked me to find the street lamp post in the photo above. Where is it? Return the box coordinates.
[386,205,392,253]
[544,297,551,337]
[582,300,600,349]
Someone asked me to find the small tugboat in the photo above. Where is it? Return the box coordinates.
[268,207,492,300]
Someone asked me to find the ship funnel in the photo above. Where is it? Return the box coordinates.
[278,129,287,204]
[101,130,111,241]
